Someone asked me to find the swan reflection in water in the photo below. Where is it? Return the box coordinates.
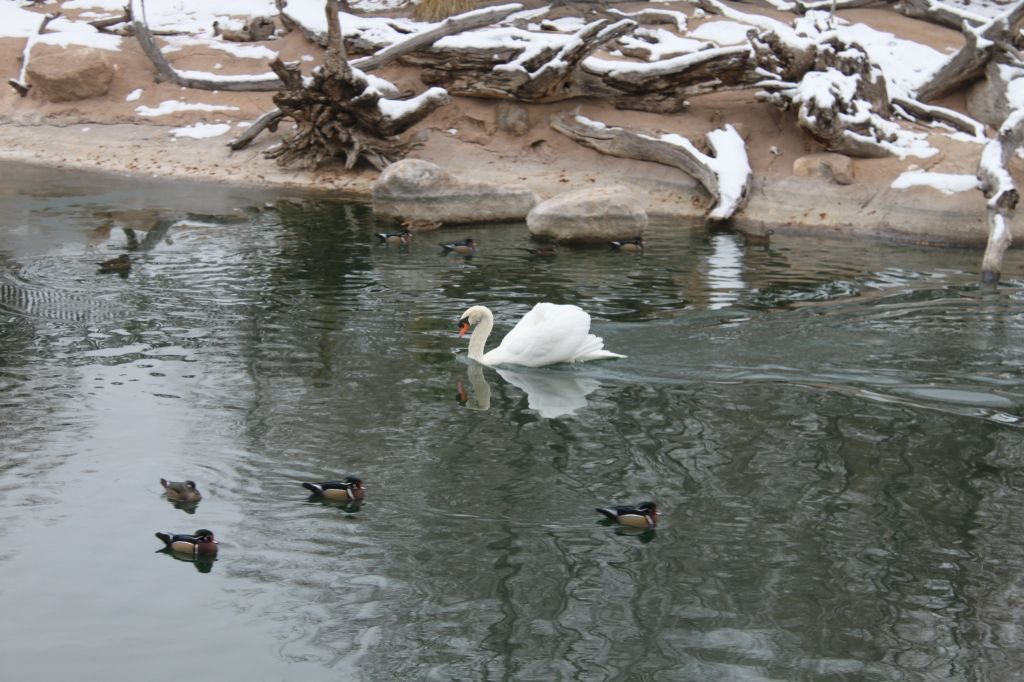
[457,363,601,419]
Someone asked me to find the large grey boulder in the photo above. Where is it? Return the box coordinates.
[373,159,538,225]
[26,45,114,102]
[792,153,854,185]
[527,186,647,242]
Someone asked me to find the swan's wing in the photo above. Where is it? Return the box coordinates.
[485,303,592,367]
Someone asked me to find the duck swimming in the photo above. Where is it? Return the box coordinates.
[301,476,365,502]
[160,478,202,503]
[155,529,218,556]
[457,303,624,368]
[376,229,413,245]
[595,502,659,528]
[440,238,476,256]
[609,237,644,253]
[97,254,132,272]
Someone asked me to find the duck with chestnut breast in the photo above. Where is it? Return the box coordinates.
[440,238,476,256]
[301,476,365,501]
[457,303,625,368]
[376,229,412,245]
[595,502,659,528]
[155,529,218,556]
[610,237,644,253]
[160,478,202,503]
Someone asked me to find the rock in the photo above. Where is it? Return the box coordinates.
[373,159,538,224]
[496,102,530,136]
[967,61,1022,129]
[792,153,854,185]
[527,186,648,243]
[26,45,114,102]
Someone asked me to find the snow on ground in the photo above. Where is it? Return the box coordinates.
[689,20,753,46]
[170,122,232,139]
[162,36,279,61]
[891,170,980,194]
[136,100,240,117]
[125,88,143,102]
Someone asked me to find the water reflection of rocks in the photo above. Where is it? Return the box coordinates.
[457,362,601,419]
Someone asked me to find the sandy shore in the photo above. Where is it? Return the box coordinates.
[0,2,1016,247]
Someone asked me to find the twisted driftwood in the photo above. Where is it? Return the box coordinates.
[551,112,751,221]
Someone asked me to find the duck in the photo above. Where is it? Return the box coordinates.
[376,229,413,245]
[402,218,443,231]
[523,246,557,257]
[609,237,644,253]
[595,502,659,528]
[160,478,202,503]
[301,476,365,501]
[97,254,132,272]
[457,303,625,368]
[155,529,218,556]
[440,238,476,256]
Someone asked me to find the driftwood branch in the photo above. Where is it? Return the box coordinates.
[978,110,1024,283]
[8,11,60,96]
[353,3,522,72]
[131,0,282,91]
[89,5,132,33]
[228,108,286,150]
[915,3,1024,102]
[550,112,751,221]
[891,95,986,138]
[418,19,636,102]
[900,0,987,31]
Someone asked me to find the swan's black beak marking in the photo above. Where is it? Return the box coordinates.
[458,318,470,338]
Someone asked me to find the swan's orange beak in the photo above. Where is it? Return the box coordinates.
[458,319,470,337]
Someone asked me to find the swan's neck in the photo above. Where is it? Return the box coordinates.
[468,308,494,364]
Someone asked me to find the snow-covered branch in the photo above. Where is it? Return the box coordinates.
[977,110,1024,283]
[550,113,751,221]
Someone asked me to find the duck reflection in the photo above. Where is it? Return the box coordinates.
[155,548,217,573]
[304,495,363,514]
[457,362,600,418]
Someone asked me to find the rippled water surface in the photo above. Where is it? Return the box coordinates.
[4,162,1024,680]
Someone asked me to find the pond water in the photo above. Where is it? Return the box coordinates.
[3,161,1024,680]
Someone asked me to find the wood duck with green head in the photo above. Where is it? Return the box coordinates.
[160,478,202,503]
[376,229,412,245]
[595,501,658,528]
[155,529,218,557]
[440,238,476,256]
[609,237,644,253]
[301,476,365,502]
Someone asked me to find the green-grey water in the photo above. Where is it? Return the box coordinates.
[3,161,1024,681]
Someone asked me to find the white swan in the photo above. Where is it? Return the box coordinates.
[457,303,625,368]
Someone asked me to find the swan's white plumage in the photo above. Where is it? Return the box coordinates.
[460,303,625,368]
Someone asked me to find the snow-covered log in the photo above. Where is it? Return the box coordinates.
[914,2,1024,102]
[978,110,1024,283]
[891,95,986,139]
[583,45,758,113]
[900,0,987,31]
[550,113,751,221]
[413,19,636,103]
[353,4,522,72]
[132,0,281,91]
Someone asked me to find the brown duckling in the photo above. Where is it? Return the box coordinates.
[160,478,202,503]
